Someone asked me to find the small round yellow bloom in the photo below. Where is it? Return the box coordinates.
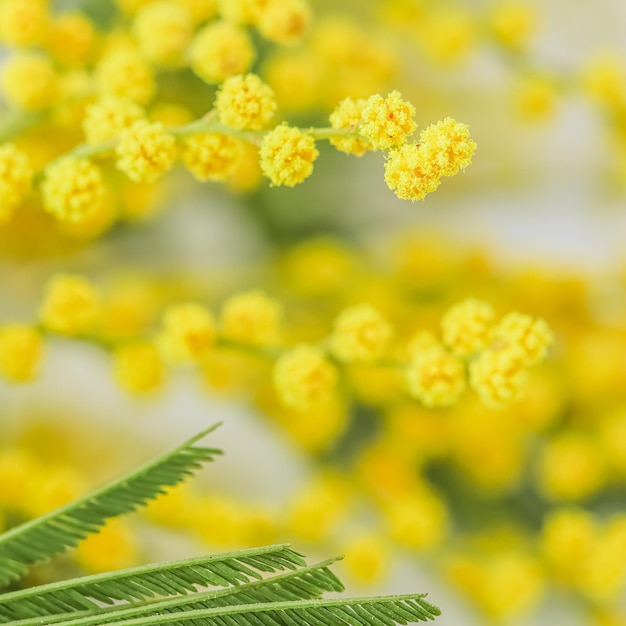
[175,0,217,24]
[47,12,97,68]
[469,346,527,407]
[116,120,177,183]
[329,97,372,156]
[133,1,193,67]
[220,290,282,346]
[405,347,466,408]
[257,0,311,45]
[82,97,145,145]
[421,10,475,65]
[491,312,553,366]
[515,76,559,121]
[274,344,337,410]
[215,74,277,130]
[161,302,216,360]
[76,519,139,573]
[342,532,389,585]
[0,53,58,110]
[41,157,106,224]
[114,342,165,394]
[384,143,441,202]
[182,133,243,182]
[581,53,626,109]
[39,274,101,336]
[359,91,416,151]
[0,143,32,224]
[441,298,495,356]
[418,117,476,178]
[190,21,255,84]
[489,2,536,49]
[259,124,319,187]
[0,325,43,383]
[95,49,156,105]
[538,433,607,501]
[0,0,49,47]
[330,303,392,363]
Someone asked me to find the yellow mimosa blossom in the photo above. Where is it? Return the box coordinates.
[82,97,145,145]
[359,91,416,151]
[330,304,392,363]
[0,325,43,383]
[161,302,216,360]
[190,21,255,84]
[116,120,177,183]
[469,346,528,407]
[515,76,559,121]
[0,143,32,224]
[441,298,495,356]
[489,2,536,49]
[405,347,466,408]
[27,466,87,516]
[182,133,243,182]
[259,124,319,187]
[175,0,217,24]
[47,12,98,68]
[132,1,193,67]
[114,342,165,394]
[215,74,277,130]
[95,48,156,105]
[273,344,337,410]
[418,117,476,178]
[341,532,389,585]
[329,97,372,156]
[0,448,42,510]
[384,143,441,201]
[421,10,475,65]
[41,157,106,224]
[39,274,101,336]
[0,0,49,47]
[220,290,282,346]
[0,53,58,110]
[257,0,311,45]
[491,312,553,366]
[76,519,139,573]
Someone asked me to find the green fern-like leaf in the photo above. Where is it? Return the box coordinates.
[0,425,222,589]
[0,544,307,621]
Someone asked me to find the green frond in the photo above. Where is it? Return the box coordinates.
[46,594,441,626]
[0,544,306,622]
[0,425,222,589]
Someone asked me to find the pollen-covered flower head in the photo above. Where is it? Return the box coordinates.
[418,117,476,178]
[114,342,165,394]
[257,0,311,45]
[41,157,106,224]
[0,325,43,383]
[95,47,156,105]
[0,0,49,47]
[329,97,372,156]
[215,74,277,130]
[0,143,32,224]
[259,124,319,187]
[82,97,145,145]
[491,312,553,366]
[330,303,392,363]
[359,91,416,151]
[182,133,244,182]
[0,53,59,110]
[384,143,441,202]
[441,298,496,356]
[220,290,282,347]
[274,344,338,410]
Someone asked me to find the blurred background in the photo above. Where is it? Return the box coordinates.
[2,0,626,624]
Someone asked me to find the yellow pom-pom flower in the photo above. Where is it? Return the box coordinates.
[132,1,193,67]
[182,133,243,182]
[220,290,282,347]
[82,97,145,145]
[47,12,97,68]
[384,143,441,202]
[274,344,338,410]
[469,345,528,408]
[491,312,553,366]
[116,120,177,183]
[330,303,392,363]
[114,342,165,394]
[0,0,49,47]
[405,347,466,408]
[175,0,217,24]
[0,325,43,383]
[0,143,32,224]
[95,48,156,105]
[0,53,58,110]
[215,74,277,130]
[359,91,416,151]
[342,532,389,585]
[259,124,319,187]
[76,519,139,573]
[257,0,311,45]
[161,302,216,360]
[41,157,106,224]
[190,21,255,84]
[489,2,536,50]
[441,298,495,356]
[418,117,476,178]
[39,274,101,336]
[329,97,372,156]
